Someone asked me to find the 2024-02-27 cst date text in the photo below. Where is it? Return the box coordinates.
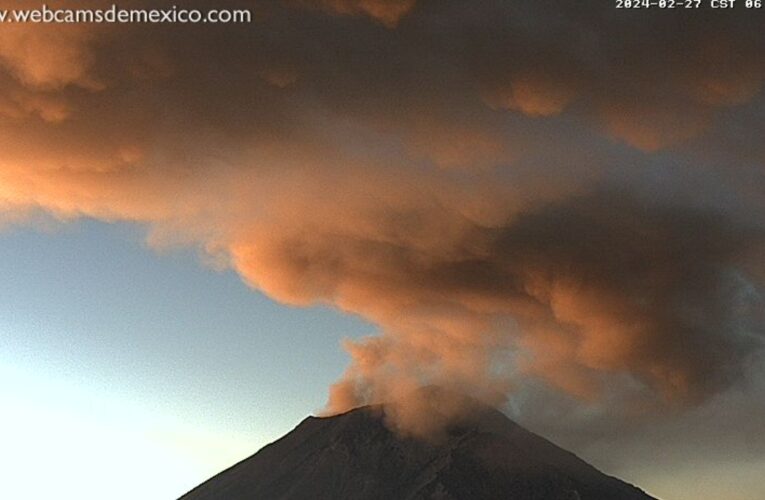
[616,0,762,8]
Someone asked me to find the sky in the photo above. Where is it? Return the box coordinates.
[0,0,764,499]
[0,218,373,498]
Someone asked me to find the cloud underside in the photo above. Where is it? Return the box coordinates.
[0,0,763,439]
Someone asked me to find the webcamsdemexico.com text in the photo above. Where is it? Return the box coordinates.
[0,4,253,24]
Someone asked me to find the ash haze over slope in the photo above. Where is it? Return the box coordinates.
[180,391,655,500]
[1,0,764,493]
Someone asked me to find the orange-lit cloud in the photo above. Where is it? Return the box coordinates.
[484,71,578,117]
[0,1,102,90]
[0,0,763,437]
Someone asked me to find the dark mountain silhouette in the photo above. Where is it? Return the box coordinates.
[179,397,655,500]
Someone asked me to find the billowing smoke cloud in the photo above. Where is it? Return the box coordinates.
[319,190,762,434]
[0,0,763,439]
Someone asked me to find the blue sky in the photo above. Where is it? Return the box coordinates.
[0,219,372,499]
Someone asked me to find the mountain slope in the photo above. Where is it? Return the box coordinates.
[179,402,654,500]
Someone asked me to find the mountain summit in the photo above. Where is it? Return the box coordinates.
[179,400,654,500]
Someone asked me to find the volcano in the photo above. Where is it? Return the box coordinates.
[179,399,654,500]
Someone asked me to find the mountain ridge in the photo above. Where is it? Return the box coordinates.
[179,400,656,500]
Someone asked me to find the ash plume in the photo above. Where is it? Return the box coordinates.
[0,0,763,439]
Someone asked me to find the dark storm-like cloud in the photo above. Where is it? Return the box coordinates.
[0,0,763,438]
